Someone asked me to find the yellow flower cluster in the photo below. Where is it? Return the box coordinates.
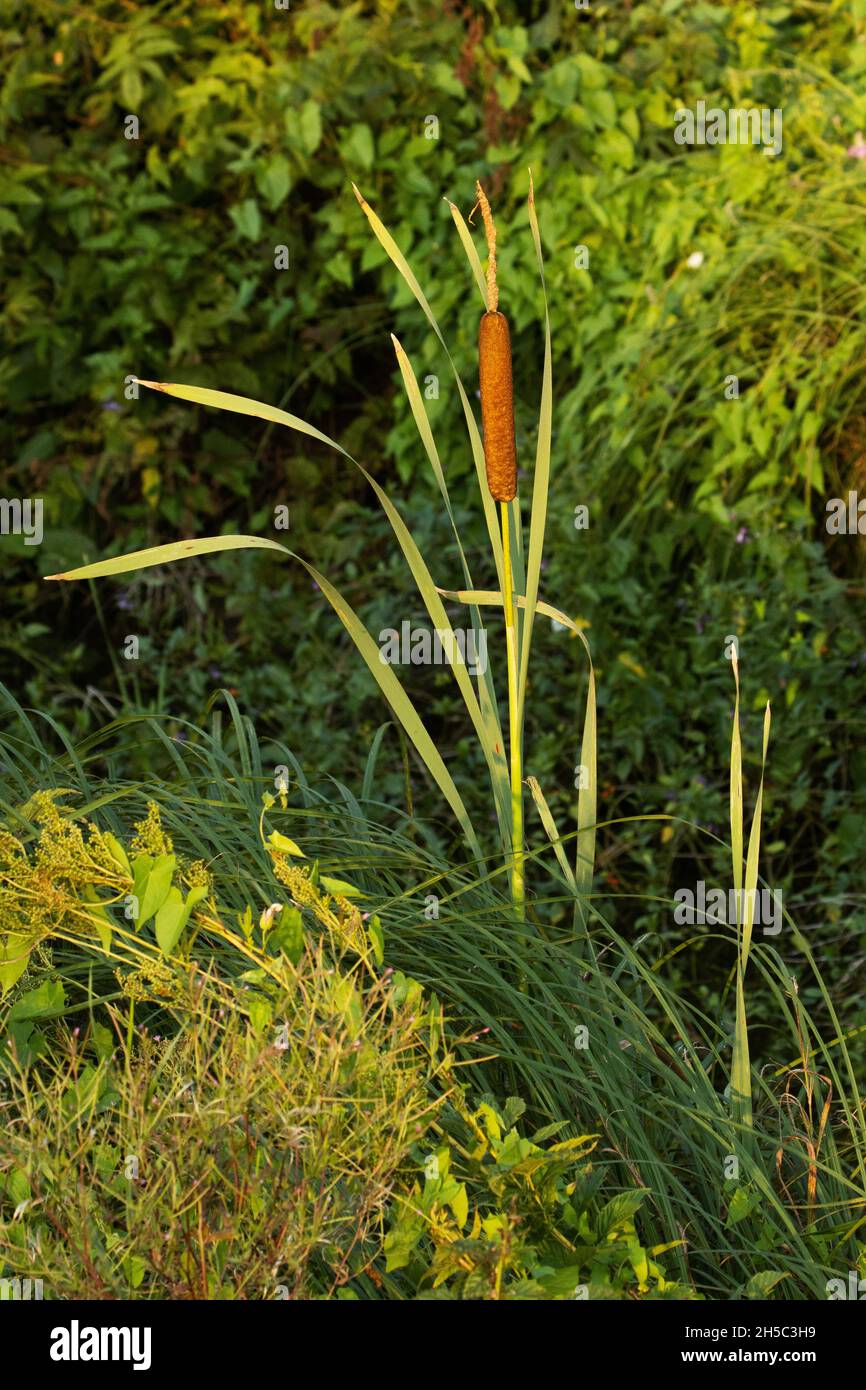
[272,861,367,956]
[130,800,174,858]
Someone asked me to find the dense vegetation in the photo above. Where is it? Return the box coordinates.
[1,0,865,1300]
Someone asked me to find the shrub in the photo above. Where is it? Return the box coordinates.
[0,798,447,1298]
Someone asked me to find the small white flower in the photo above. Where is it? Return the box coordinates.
[686,251,704,270]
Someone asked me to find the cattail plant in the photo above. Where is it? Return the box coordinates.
[476,183,523,916]
[46,177,598,926]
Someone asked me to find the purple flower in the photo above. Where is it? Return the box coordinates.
[736,526,749,544]
[848,131,866,158]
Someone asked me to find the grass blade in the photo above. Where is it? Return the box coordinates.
[45,536,289,581]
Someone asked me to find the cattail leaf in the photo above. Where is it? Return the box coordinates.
[730,649,744,908]
[391,335,508,828]
[126,368,503,849]
[438,583,597,903]
[517,171,553,728]
[731,971,752,1136]
[134,381,347,455]
[352,184,505,596]
[527,776,577,891]
[575,661,597,909]
[45,535,289,582]
[290,553,482,863]
[444,198,489,309]
[741,701,771,973]
[434,586,589,634]
[358,464,510,842]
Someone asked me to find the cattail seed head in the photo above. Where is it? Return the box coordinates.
[479,310,517,502]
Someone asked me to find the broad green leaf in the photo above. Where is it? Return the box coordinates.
[155,883,207,958]
[0,933,32,995]
[726,1186,762,1226]
[319,875,365,898]
[103,833,131,877]
[8,978,65,1021]
[268,830,305,858]
[5,1168,30,1206]
[271,906,303,966]
[367,913,384,967]
[450,1182,469,1229]
[299,99,322,154]
[229,198,261,240]
[137,853,176,928]
[743,1271,791,1299]
[82,885,113,955]
[154,887,185,957]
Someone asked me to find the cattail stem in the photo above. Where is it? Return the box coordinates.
[501,502,525,920]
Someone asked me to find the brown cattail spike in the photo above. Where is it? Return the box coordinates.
[479,310,517,503]
[475,182,516,502]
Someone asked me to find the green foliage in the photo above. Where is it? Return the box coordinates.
[3,0,866,1304]
[0,796,447,1299]
[0,979,442,1299]
[385,1098,694,1300]
[1,692,865,1301]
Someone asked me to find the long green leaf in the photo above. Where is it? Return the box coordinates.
[358,464,510,842]
[46,529,481,860]
[527,775,576,891]
[45,535,289,581]
[517,172,553,729]
[438,584,597,904]
[135,380,348,455]
[444,198,489,309]
[353,184,505,596]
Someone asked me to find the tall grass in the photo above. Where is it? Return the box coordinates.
[1,686,865,1298]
